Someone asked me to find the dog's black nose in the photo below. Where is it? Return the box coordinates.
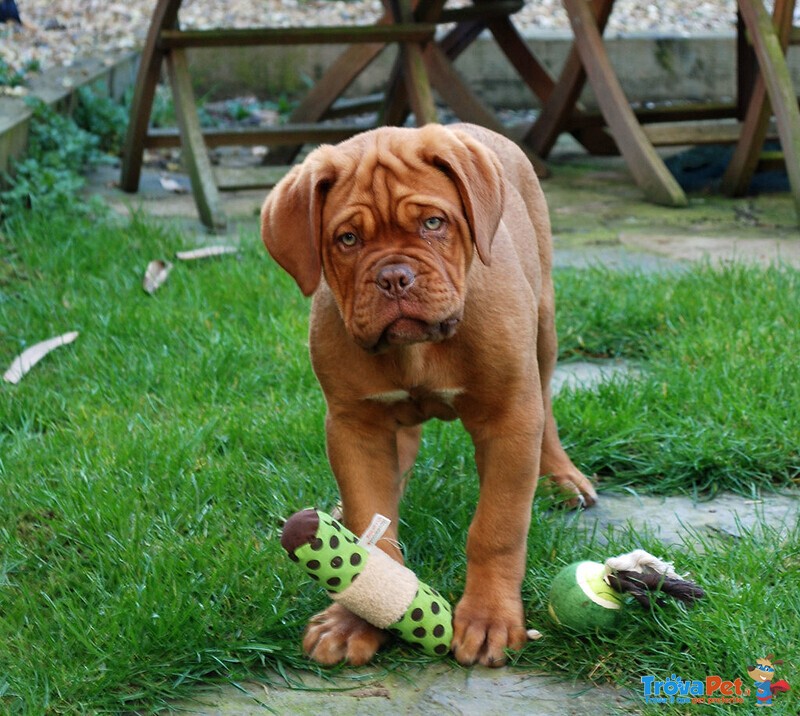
[376,263,415,298]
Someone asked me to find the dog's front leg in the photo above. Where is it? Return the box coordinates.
[302,411,404,666]
[454,399,543,667]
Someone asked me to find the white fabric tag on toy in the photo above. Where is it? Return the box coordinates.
[358,513,391,547]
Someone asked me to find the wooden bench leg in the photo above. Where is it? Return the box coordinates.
[722,0,800,215]
[737,0,800,221]
[120,0,183,192]
[523,0,614,158]
[486,16,616,156]
[379,53,413,126]
[166,49,226,231]
[423,43,549,175]
[560,0,687,206]
[385,0,439,124]
[400,43,439,124]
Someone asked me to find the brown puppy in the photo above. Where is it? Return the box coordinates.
[261,123,597,667]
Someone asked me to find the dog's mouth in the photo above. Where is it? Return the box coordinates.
[367,314,460,353]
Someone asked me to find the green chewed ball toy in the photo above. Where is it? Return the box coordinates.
[281,508,452,657]
[548,560,623,633]
[547,551,706,634]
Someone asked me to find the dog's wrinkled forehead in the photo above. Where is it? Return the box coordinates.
[321,129,452,222]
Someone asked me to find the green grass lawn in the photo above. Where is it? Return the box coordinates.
[1,206,798,713]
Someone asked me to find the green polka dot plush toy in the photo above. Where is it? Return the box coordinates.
[281,508,453,656]
[548,550,705,634]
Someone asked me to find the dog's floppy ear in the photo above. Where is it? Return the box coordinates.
[420,127,505,266]
[260,152,336,296]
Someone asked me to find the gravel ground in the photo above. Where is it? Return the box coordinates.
[0,0,747,77]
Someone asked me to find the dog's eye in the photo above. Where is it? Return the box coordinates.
[337,232,358,248]
[423,217,444,231]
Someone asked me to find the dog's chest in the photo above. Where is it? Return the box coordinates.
[365,387,463,426]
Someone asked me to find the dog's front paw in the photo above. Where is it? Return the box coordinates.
[451,595,528,667]
[303,603,389,666]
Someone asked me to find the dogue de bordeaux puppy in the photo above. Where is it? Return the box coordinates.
[261,122,597,667]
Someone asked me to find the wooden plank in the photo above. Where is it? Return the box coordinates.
[158,24,436,48]
[390,0,439,125]
[144,124,370,149]
[214,165,292,191]
[643,120,750,146]
[290,44,386,118]
[736,0,800,219]
[411,0,450,25]
[561,0,687,206]
[423,43,549,176]
[423,43,497,126]
[165,49,226,231]
[736,10,758,120]
[562,102,736,131]
[120,0,182,192]
[723,0,795,196]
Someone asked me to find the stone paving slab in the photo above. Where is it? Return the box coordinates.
[569,491,800,547]
[619,233,800,268]
[551,360,636,395]
[181,664,636,715]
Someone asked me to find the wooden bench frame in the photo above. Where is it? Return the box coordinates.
[521,0,799,217]
[723,0,800,220]
[120,0,549,230]
[121,0,800,229]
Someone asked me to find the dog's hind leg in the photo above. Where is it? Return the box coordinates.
[535,282,598,508]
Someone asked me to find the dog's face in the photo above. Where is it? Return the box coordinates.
[261,125,505,352]
[318,144,471,352]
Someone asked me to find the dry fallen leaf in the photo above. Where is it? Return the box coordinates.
[142,259,173,294]
[0,85,29,96]
[159,175,189,194]
[3,331,79,385]
[175,246,238,261]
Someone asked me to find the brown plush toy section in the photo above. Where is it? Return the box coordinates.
[280,508,321,556]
